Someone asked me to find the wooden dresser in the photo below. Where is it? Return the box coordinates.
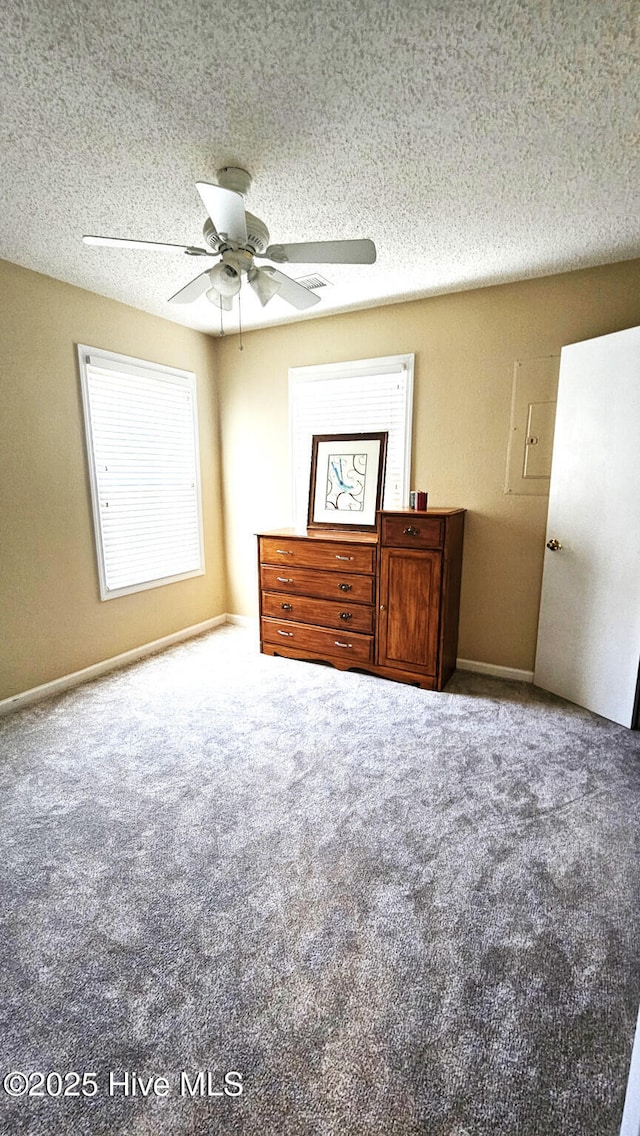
[257,508,465,690]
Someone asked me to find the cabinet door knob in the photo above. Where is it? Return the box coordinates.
[404,525,419,536]
[338,582,352,592]
[339,611,353,620]
[281,603,293,611]
[379,604,386,611]
[546,538,563,551]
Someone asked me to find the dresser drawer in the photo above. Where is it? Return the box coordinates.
[260,564,375,604]
[261,618,374,663]
[262,591,374,633]
[381,515,444,549]
[260,536,375,574]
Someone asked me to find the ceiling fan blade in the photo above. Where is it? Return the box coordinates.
[196,183,248,245]
[262,238,376,265]
[83,235,209,255]
[263,267,321,310]
[168,269,213,304]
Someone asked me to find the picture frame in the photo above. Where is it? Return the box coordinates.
[307,431,388,531]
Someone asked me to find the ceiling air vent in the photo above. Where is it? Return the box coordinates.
[295,273,331,290]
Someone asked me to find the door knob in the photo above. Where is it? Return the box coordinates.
[546,538,563,551]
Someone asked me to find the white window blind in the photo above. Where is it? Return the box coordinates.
[78,346,205,600]
[289,355,414,529]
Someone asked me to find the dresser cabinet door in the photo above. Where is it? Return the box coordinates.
[377,548,442,675]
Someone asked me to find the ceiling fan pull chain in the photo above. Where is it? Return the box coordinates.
[238,287,244,351]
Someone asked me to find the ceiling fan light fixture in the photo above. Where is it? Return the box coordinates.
[205,287,234,311]
[207,260,241,298]
[248,265,282,307]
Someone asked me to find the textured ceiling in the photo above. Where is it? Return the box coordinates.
[1,0,639,335]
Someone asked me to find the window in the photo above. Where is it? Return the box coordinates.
[78,345,205,600]
[289,354,414,529]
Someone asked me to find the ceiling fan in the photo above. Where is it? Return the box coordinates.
[83,166,376,314]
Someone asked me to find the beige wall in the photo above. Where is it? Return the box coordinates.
[0,259,225,701]
[4,255,640,700]
[216,258,640,672]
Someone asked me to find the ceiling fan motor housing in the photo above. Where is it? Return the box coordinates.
[202,211,269,256]
[202,218,224,253]
[243,212,269,254]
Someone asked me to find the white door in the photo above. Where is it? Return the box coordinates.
[534,324,640,728]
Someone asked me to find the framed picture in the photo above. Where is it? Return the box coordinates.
[307,432,388,530]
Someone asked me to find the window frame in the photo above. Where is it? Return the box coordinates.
[77,344,205,601]
[288,353,414,529]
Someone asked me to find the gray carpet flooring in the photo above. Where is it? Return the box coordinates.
[0,623,638,1135]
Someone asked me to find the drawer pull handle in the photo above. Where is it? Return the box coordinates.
[281,603,293,611]
[338,582,352,592]
[404,525,419,536]
[334,640,353,649]
[277,629,294,637]
[339,612,353,620]
[276,548,294,555]
[336,554,354,561]
[276,576,293,583]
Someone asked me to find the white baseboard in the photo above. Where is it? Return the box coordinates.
[225,626,532,685]
[0,615,227,716]
[456,657,534,683]
[1,626,534,716]
[225,613,255,628]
